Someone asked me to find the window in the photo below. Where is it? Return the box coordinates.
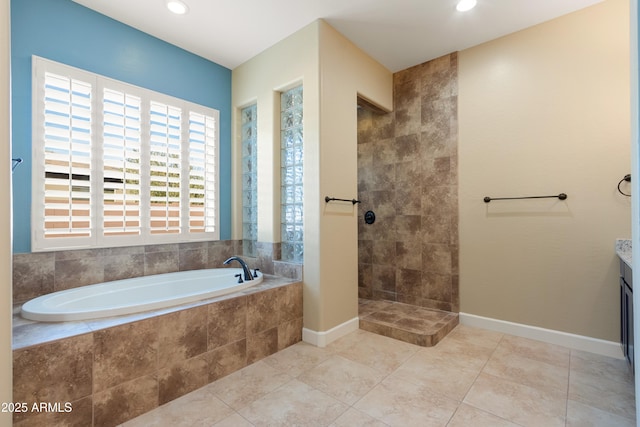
[241,104,257,257]
[280,86,303,263]
[32,57,219,251]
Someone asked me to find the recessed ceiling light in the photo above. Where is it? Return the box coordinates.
[456,0,477,12]
[166,0,189,15]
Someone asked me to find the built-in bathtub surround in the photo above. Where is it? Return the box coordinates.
[21,268,263,322]
[12,277,302,427]
[12,240,234,303]
[357,53,459,312]
[12,240,300,304]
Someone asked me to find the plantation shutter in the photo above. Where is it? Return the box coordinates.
[102,88,142,236]
[149,101,182,234]
[33,57,220,251]
[42,72,93,238]
[188,112,217,233]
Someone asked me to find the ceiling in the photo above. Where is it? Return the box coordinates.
[73,0,604,72]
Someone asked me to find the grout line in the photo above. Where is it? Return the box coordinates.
[453,332,532,427]
[565,349,572,427]
[459,331,504,404]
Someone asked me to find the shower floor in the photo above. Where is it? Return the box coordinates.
[358,299,459,347]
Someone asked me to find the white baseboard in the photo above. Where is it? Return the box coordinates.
[460,312,624,359]
[302,317,359,348]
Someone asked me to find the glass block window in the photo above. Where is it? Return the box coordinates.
[280,86,303,263]
[241,104,257,257]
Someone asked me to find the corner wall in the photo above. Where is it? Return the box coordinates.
[630,0,640,422]
[232,20,392,336]
[459,0,630,341]
[1,0,12,424]
[317,21,392,331]
[232,21,321,331]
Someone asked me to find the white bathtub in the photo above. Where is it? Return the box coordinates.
[21,268,263,322]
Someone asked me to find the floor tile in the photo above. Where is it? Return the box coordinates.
[497,335,570,369]
[390,349,480,401]
[212,412,255,426]
[329,408,389,427]
[121,386,234,426]
[443,324,503,349]
[464,373,566,427]
[328,329,420,375]
[238,379,348,426]
[262,341,334,377]
[446,403,520,427]
[206,360,293,410]
[566,399,636,427]
[429,331,497,372]
[569,369,636,420]
[570,349,633,386]
[483,344,569,397]
[298,354,386,405]
[354,376,459,427]
[116,327,636,427]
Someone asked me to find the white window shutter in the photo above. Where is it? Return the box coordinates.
[188,111,217,233]
[149,101,182,235]
[42,72,93,239]
[32,56,220,251]
[102,88,142,236]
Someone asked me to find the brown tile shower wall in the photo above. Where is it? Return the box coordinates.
[12,281,303,427]
[13,240,301,303]
[357,53,459,312]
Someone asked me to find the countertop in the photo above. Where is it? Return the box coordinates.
[616,238,632,268]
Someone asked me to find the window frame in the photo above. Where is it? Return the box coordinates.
[31,56,220,252]
[280,85,304,263]
[240,103,258,257]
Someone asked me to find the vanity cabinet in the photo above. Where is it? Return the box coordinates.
[620,260,634,371]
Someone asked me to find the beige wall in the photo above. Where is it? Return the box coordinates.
[317,21,392,330]
[629,0,639,420]
[1,0,12,424]
[232,22,320,245]
[459,0,630,341]
[232,20,391,332]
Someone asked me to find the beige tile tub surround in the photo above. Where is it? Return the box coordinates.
[12,279,303,427]
[123,326,635,426]
[12,240,301,304]
[12,241,233,303]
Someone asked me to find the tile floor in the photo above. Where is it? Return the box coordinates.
[121,325,636,427]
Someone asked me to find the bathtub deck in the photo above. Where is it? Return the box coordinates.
[358,299,458,347]
[12,275,298,351]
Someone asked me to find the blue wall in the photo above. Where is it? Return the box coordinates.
[11,0,232,253]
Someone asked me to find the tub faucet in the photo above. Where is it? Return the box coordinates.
[223,256,254,281]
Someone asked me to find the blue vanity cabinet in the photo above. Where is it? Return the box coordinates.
[620,260,634,372]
